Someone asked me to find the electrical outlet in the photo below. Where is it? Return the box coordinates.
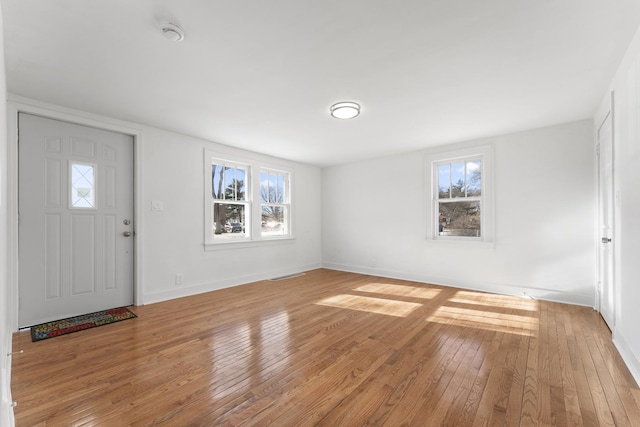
[175,273,184,285]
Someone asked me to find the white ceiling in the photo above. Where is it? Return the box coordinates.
[2,1,640,167]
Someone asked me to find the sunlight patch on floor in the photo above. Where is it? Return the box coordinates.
[354,282,441,299]
[448,298,539,316]
[316,294,422,317]
[451,290,540,311]
[427,305,538,336]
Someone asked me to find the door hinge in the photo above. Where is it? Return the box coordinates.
[595,144,600,156]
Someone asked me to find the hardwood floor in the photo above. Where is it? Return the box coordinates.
[11,269,640,426]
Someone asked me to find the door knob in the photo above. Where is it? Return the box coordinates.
[123,231,132,237]
[601,237,612,243]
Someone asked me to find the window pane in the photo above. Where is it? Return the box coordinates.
[260,172,269,202]
[439,200,481,237]
[466,160,481,196]
[451,162,465,198]
[277,174,285,203]
[213,202,247,240]
[438,165,450,199]
[269,173,277,202]
[71,163,95,208]
[224,167,234,198]
[262,205,287,236]
[235,168,246,200]
[212,164,224,199]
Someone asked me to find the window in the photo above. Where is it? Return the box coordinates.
[436,158,482,237]
[426,145,494,243]
[211,160,249,241]
[260,169,290,237]
[204,151,293,247]
[70,162,96,209]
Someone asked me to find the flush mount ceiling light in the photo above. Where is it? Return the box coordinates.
[330,101,360,119]
[161,22,185,42]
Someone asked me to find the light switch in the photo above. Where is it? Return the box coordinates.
[151,201,164,211]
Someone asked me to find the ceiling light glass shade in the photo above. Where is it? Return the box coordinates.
[330,102,360,119]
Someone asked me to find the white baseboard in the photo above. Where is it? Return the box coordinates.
[322,262,594,307]
[141,263,322,305]
[1,331,15,427]
[613,329,640,387]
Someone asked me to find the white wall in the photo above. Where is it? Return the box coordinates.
[600,25,640,385]
[323,120,595,306]
[140,126,322,303]
[0,5,15,426]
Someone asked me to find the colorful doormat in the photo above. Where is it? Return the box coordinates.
[30,307,137,342]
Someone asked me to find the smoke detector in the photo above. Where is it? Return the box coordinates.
[161,22,185,42]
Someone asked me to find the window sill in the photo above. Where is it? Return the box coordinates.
[204,236,296,251]
[424,238,495,250]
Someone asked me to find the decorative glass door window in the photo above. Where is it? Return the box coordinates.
[70,162,96,209]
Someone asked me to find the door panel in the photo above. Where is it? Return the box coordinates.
[598,110,615,330]
[18,113,134,327]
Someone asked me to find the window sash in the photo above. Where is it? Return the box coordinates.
[260,169,289,203]
[212,162,248,202]
[435,157,482,200]
[436,199,482,238]
[261,203,289,236]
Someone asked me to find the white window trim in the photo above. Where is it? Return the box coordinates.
[204,149,295,250]
[424,144,495,247]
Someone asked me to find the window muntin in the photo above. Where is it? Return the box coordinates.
[211,162,250,241]
[260,169,290,237]
[433,155,484,239]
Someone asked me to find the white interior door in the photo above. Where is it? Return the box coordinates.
[597,110,615,330]
[18,113,134,327]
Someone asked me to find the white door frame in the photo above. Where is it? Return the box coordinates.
[6,95,144,332]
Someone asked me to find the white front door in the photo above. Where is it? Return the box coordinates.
[18,113,134,327]
[597,109,615,330]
